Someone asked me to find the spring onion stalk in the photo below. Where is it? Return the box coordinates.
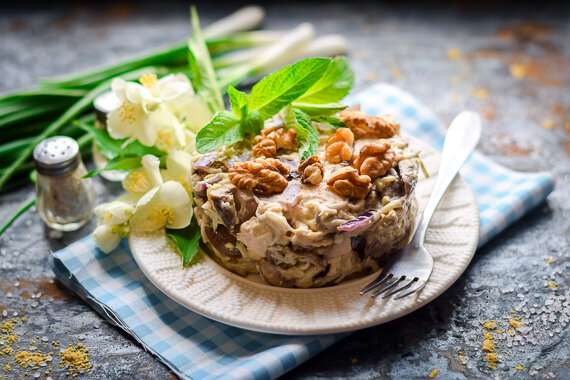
[217,22,315,91]
[0,88,87,104]
[207,30,288,55]
[0,197,35,236]
[212,34,348,70]
[0,67,155,191]
[202,5,265,39]
[37,6,266,89]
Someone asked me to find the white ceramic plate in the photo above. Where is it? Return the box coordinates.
[129,136,479,335]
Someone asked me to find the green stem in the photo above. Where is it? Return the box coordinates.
[0,197,35,236]
[0,68,148,191]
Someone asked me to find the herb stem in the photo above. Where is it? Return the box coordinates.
[0,197,35,236]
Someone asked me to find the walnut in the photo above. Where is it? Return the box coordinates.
[298,156,324,185]
[326,167,372,199]
[229,157,290,194]
[338,110,399,139]
[253,127,297,158]
[353,139,396,179]
[325,127,354,163]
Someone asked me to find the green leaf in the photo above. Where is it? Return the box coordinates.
[291,102,347,118]
[166,217,202,267]
[296,57,354,104]
[188,6,224,114]
[195,111,242,153]
[282,107,319,161]
[83,157,142,179]
[241,109,263,137]
[312,115,348,129]
[227,85,248,118]
[248,58,331,120]
[75,120,163,160]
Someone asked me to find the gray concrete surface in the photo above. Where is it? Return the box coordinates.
[1,1,569,379]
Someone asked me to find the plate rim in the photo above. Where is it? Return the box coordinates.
[129,137,480,335]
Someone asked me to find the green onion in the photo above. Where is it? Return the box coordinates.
[217,23,315,91]
[0,197,35,236]
[0,67,155,191]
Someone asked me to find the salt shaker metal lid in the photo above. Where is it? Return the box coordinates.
[93,90,121,125]
[33,136,81,177]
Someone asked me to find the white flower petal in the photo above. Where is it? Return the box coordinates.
[93,225,122,253]
[141,155,163,187]
[159,181,192,229]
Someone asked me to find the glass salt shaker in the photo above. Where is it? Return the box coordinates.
[33,136,95,231]
[92,90,125,182]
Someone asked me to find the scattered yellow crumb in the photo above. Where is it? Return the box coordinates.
[14,350,45,368]
[391,67,403,79]
[429,368,439,378]
[483,321,497,330]
[545,258,553,264]
[546,281,558,289]
[510,310,516,314]
[509,319,523,329]
[3,364,10,372]
[508,328,515,335]
[350,357,358,364]
[509,63,527,79]
[485,353,499,369]
[457,350,465,362]
[472,88,489,99]
[59,344,93,374]
[515,363,526,370]
[20,317,26,322]
[483,339,495,353]
[541,119,554,129]
[447,48,462,60]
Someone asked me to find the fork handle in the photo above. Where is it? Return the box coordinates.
[413,111,482,244]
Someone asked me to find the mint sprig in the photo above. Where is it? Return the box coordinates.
[195,57,354,157]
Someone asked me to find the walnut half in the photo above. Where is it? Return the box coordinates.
[325,127,354,163]
[338,110,399,139]
[253,127,297,158]
[353,139,396,179]
[298,156,324,185]
[229,157,290,195]
[326,167,372,199]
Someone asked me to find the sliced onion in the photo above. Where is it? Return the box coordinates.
[195,174,222,200]
[337,210,377,232]
[193,154,218,171]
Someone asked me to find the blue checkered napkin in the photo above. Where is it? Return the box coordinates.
[50,83,554,380]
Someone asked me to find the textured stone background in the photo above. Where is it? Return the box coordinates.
[0,1,569,379]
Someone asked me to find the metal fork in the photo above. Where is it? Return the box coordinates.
[360,111,482,300]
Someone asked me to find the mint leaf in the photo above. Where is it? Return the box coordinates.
[291,102,347,118]
[83,157,142,179]
[249,58,331,120]
[241,109,263,137]
[195,111,242,153]
[167,217,201,267]
[312,115,348,129]
[282,107,319,161]
[188,6,224,114]
[227,85,248,118]
[296,57,354,104]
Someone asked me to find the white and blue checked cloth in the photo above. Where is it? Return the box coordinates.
[50,83,554,380]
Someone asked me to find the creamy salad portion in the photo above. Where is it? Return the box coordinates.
[192,107,419,288]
